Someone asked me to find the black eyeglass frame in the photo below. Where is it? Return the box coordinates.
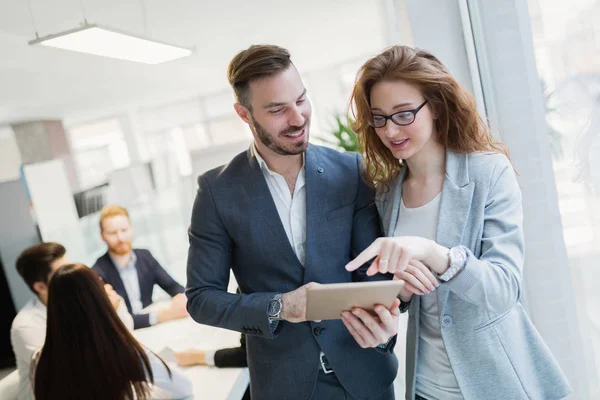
[369,100,429,128]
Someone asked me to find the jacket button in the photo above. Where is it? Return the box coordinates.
[441,315,453,328]
[314,326,322,336]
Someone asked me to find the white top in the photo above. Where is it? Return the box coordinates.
[30,347,192,400]
[394,193,463,400]
[253,145,307,266]
[10,298,46,400]
[10,296,134,400]
[144,350,193,399]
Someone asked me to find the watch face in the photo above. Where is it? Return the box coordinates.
[269,299,281,317]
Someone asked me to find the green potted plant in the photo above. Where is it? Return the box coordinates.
[319,115,360,153]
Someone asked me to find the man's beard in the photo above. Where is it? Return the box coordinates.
[251,115,309,156]
[109,241,132,256]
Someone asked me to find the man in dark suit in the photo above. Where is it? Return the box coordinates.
[186,45,400,400]
[93,205,187,329]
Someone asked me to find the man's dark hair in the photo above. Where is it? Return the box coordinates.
[227,44,293,109]
[16,242,66,293]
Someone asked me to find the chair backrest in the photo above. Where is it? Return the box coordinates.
[0,370,20,400]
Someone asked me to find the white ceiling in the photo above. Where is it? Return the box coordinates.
[0,0,388,125]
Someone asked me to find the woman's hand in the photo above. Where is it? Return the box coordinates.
[396,260,439,302]
[345,236,451,276]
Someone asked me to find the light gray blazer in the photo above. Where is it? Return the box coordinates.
[377,151,571,400]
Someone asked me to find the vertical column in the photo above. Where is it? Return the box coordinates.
[118,109,149,164]
[11,120,79,190]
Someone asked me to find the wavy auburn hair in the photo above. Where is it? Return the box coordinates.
[351,45,508,189]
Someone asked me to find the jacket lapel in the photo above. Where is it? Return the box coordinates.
[241,147,303,269]
[304,146,326,270]
[381,168,408,236]
[132,251,150,307]
[435,151,474,249]
[103,253,132,312]
[435,151,474,310]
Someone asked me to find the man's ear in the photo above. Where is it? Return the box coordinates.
[32,281,47,296]
[234,103,252,125]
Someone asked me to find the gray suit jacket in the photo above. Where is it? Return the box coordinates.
[186,144,398,400]
[377,151,571,400]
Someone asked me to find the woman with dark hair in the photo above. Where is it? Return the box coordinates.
[30,263,192,400]
[344,46,571,399]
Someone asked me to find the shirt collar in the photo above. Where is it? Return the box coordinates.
[252,143,306,177]
[109,250,137,271]
[32,296,46,311]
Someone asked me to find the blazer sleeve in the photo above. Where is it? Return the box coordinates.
[186,175,277,339]
[444,159,524,313]
[147,251,184,297]
[91,263,107,282]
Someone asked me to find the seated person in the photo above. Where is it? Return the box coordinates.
[31,263,192,400]
[92,205,187,329]
[10,242,133,400]
[175,334,249,400]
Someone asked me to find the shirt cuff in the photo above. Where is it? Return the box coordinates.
[204,350,216,367]
[149,311,158,326]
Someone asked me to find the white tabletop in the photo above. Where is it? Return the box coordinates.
[134,317,249,400]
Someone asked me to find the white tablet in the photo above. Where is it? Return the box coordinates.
[305,280,403,321]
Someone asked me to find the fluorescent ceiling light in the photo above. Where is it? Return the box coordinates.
[29,23,192,64]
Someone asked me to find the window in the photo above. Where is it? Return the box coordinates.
[528,0,600,390]
[68,118,129,189]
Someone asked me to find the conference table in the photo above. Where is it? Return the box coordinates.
[134,316,249,400]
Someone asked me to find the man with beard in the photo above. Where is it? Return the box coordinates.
[186,45,399,400]
[93,205,187,329]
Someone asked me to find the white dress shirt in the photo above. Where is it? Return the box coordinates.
[10,296,134,400]
[253,145,307,265]
[10,297,46,400]
[110,252,158,325]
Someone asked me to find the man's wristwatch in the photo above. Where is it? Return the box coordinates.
[438,246,468,282]
[268,293,283,320]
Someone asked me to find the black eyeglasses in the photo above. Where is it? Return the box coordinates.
[368,100,428,128]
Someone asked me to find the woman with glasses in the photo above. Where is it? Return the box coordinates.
[30,263,193,400]
[344,46,571,400]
